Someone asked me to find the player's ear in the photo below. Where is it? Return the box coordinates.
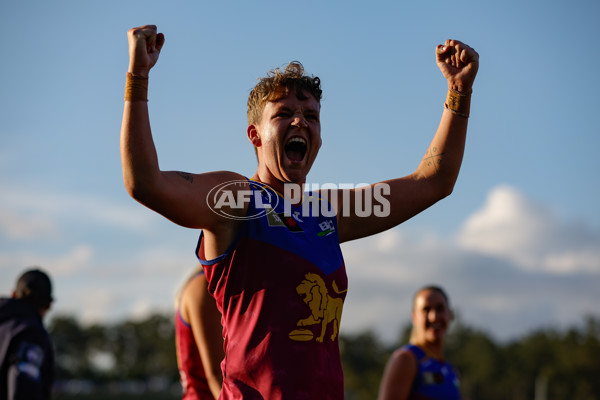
[247,124,261,147]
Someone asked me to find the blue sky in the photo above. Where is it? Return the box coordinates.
[1,0,599,343]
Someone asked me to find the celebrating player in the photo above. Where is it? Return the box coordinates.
[120,24,478,399]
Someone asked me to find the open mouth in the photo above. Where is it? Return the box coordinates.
[285,137,307,162]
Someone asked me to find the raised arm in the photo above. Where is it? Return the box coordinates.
[120,25,245,235]
[337,39,479,243]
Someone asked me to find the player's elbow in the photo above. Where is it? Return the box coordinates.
[433,174,457,200]
[122,173,141,199]
[122,172,155,204]
[440,181,455,199]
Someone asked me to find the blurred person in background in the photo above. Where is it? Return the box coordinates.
[378,286,460,400]
[0,268,55,400]
[176,265,224,399]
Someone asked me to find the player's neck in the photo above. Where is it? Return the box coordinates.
[414,340,445,360]
[251,172,306,205]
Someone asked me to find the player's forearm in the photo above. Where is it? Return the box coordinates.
[413,103,469,197]
[206,372,223,399]
[200,310,225,398]
[419,38,477,197]
[194,330,224,398]
[120,101,162,201]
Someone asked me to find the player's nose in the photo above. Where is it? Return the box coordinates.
[291,114,307,128]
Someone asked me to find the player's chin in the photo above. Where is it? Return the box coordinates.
[427,327,446,339]
[283,171,308,185]
[282,160,308,178]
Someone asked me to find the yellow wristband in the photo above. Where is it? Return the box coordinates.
[124,72,148,102]
[445,89,471,118]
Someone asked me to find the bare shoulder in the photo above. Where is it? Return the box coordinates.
[389,347,417,370]
[188,272,208,291]
[378,347,418,400]
[180,272,209,322]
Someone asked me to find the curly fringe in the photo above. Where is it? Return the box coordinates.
[247,61,322,125]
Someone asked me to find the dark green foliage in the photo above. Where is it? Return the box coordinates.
[48,314,600,399]
[444,320,504,399]
[48,313,179,397]
[340,330,391,400]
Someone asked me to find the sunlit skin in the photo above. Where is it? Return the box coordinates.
[122,24,479,400]
[120,25,479,248]
[411,288,453,359]
[248,92,322,195]
[178,271,224,398]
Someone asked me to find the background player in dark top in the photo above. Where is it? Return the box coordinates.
[0,269,55,400]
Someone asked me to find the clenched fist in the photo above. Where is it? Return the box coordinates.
[127,25,165,78]
[436,39,479,93]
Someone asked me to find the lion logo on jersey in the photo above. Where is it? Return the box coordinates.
[289,272,347,343]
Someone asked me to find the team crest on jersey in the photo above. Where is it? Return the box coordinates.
[288,273,347,343]
[265,207,304,232]
[279,213,303,232]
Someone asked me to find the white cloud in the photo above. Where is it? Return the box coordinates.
[0,244,94,280]
[456,185,600,274]
[40,241,195,325]
[67,289,118,325]
[45,245,95,276]
[0,209,59,240]
[542,249,600,274]
[129,297,167,321]
[0,185,155,240]
[338,185,600,343]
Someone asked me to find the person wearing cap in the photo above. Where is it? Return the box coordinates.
[0,269,55,400]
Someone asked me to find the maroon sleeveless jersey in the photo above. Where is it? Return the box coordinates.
[197,182,347,399]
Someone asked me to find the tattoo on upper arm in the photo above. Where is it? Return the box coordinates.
[176,171,194,184]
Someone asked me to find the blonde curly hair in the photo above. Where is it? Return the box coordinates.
[247,61,322,126]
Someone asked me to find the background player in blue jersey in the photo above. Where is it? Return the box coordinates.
[120,24,478,399]
[378,286,461,400]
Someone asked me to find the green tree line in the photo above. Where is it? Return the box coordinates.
[48,314,600,400]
